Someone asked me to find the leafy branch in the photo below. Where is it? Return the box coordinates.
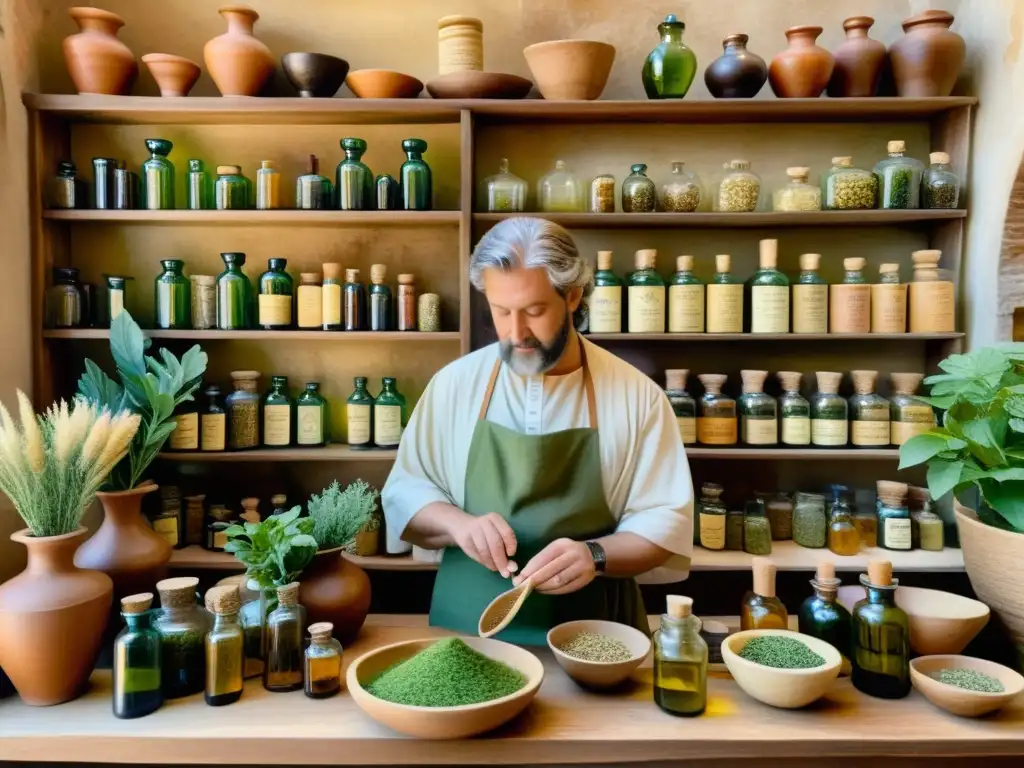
[224,507,318,590]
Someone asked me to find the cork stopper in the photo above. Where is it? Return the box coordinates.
[309,622,334,643]
[322,263,342,280]
[206,584,240,615]
[398,273,415,285]
[597,250,613,270]
[121,592,154,614]
[907,485,932,505]
[701,482,723,500]
[306,154,320,175]
[715,254,732,273]
[156,577,199,610]
[676,255,694,272]
[912,250,942,269]
[758,239,778,269]
[666,595,693,619]
[192,274,215,286]
[890,372,923,395]
[230,370,260,383]
[777,371,802,392]
[370,264,387,284]
[260,160,276,170]
[876,480,909,505]
[930,151,950,165]
[300,272,321,285]
[751,557,777,597]
[867,559,893,588]
[799,253,821,271]
[741,369,769,394]
[665,369,689,391]
[850,370,878,395]
[277,581,300,607]
[879,263,900,278]
[815,371,843,394]
[634,249,657,270]
[816,562,836,582]
[887,140,906,154]
[787,167,810,182]
[832,156,853,167]
[271,494,287,505]
[240,497,260,523]
[844,257,866,271]
[698,373,727,395]
[345,268,361,283]
[217,165,241,175]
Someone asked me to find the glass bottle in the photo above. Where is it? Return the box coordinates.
[204,585,245,706]
[344,269,367,331]
[191,275,217,331]
[347,376,375,450]
[205,506,234,551]
[725,508,744,551]
[716,159,760,212]
[627,249,665,333]
[697,374,737,446]
[741,558,788,630]
[305,622,343,699]
[652,595,707,717]
[829,257,871,334]
[665,369,696,445]
[909,249,956,333]
[747,238,789,334]
[396,273,417,331]
[154,576,212,699]
[877,480,911,551]
[48,160,87,209]
[255,160,281,210]
[798,563,852,674]
[296,154,334,210]
[589,174,615,213]
[851,560,910,699]
[264,582,305,693]
[822,156,877,210]
[336,137,373,210]
[374,377,406,449]
[777,371,810,446]
[642,15,698,99]
[257,258,293,330]
[113,593,162,719]
[738,370,777,446]
[811,371,848,447]
[481,158,527,212]
[46,267,84,328]
[187,159,212,210]
[114,160,138,210]
[853,489,879,548]
[226,370,260,450]
[849,370,890,448]
[538,160,584,212]
[321,263,343,331]
[791,253,828,335]
[874,140,924,209]
[589,251,622,333]
[184,494,206,546]
[828,491,860,556]
[889,372,934,446]
[150,484,182,548]
[296,382,328,447]
[142,138,174,210]
[668,255,704,333]
[871,263,907,334]
[199,385,226,453]
[372,172,398,211]
[661,161,701,212]
[263,375,294,448]
[921,151,960,209]
[400,138,432,210]
[104,275,129,326]
[743,500,772,555]
[215,165,250,209]
[698,482,726,550]
[216,252,254,330]
[240,497,261,525]
[792,491,827,548]
[153,259,189,330]
[622,163,656,213]
[369,264,392,331]
[765,492,794,541]
[236,579,266,680]
[92,156,116,209]
[706,254,744,333]
[168,398,199,453]
[911,488,944,552]
[297,273,323,330]
[773,166,821,212]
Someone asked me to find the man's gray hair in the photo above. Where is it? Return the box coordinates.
[469,217,594,298]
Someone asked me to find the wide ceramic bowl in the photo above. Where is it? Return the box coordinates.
[722,629,841,709]
[346,637,543,739]
[522,40,615,100]
[282,52,349,97]
[426,71,533,99]
[547,619,651,689]
[346,69,424,99]
[910,655,1024,718]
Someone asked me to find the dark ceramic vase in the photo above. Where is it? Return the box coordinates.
[282,52,350,97]
[888,10,965,97]
[828,16,886,97]
[704,33,767,99]
[769,25,835,98]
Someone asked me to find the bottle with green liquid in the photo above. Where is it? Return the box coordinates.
[589,250,622,333]
[747,238,789,333]
[216,252,254,330]
[706,253,743,333]
[627,249,666,333]
[798,562,852,675]
[668,255,704,333]
[113,592,163,719]
[851,560,911,699]
[653,595,707,716]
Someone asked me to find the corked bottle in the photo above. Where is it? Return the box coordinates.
[738,370,777,446]
[397,274,417,331]
[747,238,789,334]
[590,250,622,332]
[909,487,944,552]
[698,483,726,550]
[830,257,871,334]
[849,370,890,448]
[851,560,910,699]
[871,263,907,333]
[264,582,306,693]
[798,562,852,675]
[908,249,955,333]
[653,595,708,717]
[239,498,260,524]
[305,622,343,699]
[889,373,935,445]
[740,557,788,631]
[665,369,696,445]
[668,255,704,333]
[204,584,244,707]
[322,263,343,330]
[255,160,281,210]
[369,264,392,331]
[706,253,744,333]
[811,371,848,447]
[792,253,828,334]
[297,273,323,330]
[344,269,367,331]
[777,371,810,446]
[697,374,737,446]
[628,249,666,333]
[113,593,162,719]
[877,481,911,551]
[154,577,212,699]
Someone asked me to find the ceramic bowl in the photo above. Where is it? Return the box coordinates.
[722,629,842,709]
[282,52,349,97]
[522,40,615,100]
[547,619,651,689]
[141,53,201,97]
[837,585,989,656]
[910,655,1024,717]
[346,69,424,99]
[426,71,533,99]
[346,637,543,739]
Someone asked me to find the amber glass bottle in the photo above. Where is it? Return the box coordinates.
[697,374,737,446]
[305,622,343,699]
[830,257,871,334]
[204,585,245,706]
[741,558,788,631]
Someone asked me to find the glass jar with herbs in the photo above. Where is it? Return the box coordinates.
[204,585,245,706]
[216,252,254,330]
[830,257,871,334]
[743,500,772,555]
[305,622,343,699]
[777,371,810,446]
[225,370,260,450]
[588,174,616,213]
[653,595,707,717]
[668,255,704,333]
[154,260,190,330]
[205,505,234,551]
[263,375,294,448]
[738,370,777,446]
[698,482,726,550]
[113,593,163,719]
[154,577,212,699]
[871,263,907,334]
[296,382,328,447]
[877,481,911,551]
[851,560,910,699]
[811,371,848,447]
[49,160,87,209]
[741,558,788,630]
[827,491,860,556]
[347,376,375,449]
[46,267,85,329]
[369,264,392,331]
[264,582,306,693]
[889,373,934,446]
[622,164,656,212]
[215,165,250,209]
[258,258,293,330]
[849,370,890,448]
[664,369,696,445]
[628,249,666,332]
[344,269,367,331]
[765,493,793,541]
[482,158,527,212]
[374,377,406,448]
[874,140,924,209]
[142,138,175,210]
[725,508,744,551]
[697,374,737,446]
[798,563,852,674]
[822,156,877,210]
[792,491,826,548]
[921,151,960,209]
[716,159,760,212]
[336,137,374,210]
[773,166,821,212]
[183,494,206,547]
[661,161,701,212]
[418,293,441,332]
[539,160,584,213]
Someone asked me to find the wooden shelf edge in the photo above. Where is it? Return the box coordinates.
[42,210,461,225]
[158,447,397,462]
[473,210,966,228]
[44,329,460,342]
[587,332,964,342]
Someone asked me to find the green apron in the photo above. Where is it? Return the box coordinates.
[429,345,648,646]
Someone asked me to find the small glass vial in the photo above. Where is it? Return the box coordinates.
[849,370,890,447]
[255,160,281,210]
[741,558,788,630]
[792,253,828,334]
[589,251,622,333]
[374,377,406,449]
[697,374,737,445]
[142,138,175,210]
[46,267,84,328]
[113,160,138,210]
[830,257,871,334]
[822,156,877,210]
[297,382,328,447]
[668,255,704,333]
[322,263,343,330]
[216,252,254,330]
[397,273,417,331]
[748,238,789,334]
[851,560,910,699]
[828,492,860,556]
[347,376,375,449]
[725,508,744,551]
[48,160,87,209]
[205,505,234,551]
[706,254,744,333]
[258,258,294,330]
[226,370,260,451]
[766,492,794,541]
[305,622,343,699]
[653,596,708,717]
[401,138,432,210]
[113,593,163,719]
[190,275,217,331]
[739,369,777,446]
[889,372,934,445]
[871,263,907,333]
[811,371,848,447]
[913,490,944,552]
[155,260,190,329]
[661,161,701,212]
[627,249,665,333]
[853,489,879,548]
[909,249,956,333]
[665,369,696,445]
[877,481,911,551]
[335,137,374,210]
[773,166,821,211]
[105,275,128,326]
[92,156,116,209]
[418,293,441,332]
[874,140,924,209]
[589,174,615,213]
[481,158,527,212]
[716,159,760,212]
[921,151,960,209]
[793,491,827,548]
[215,165,250,209]
[264,582,306,693]
[698,482,726,550]
[296,154,334,210]
[187,159,212,210]
[155,576,213,700]
[204,585,245,706]
[369,264,392,331]
[297,273,323,330]
[777,371,810,446]
[622,163,656,213]
[184,493,206,546]
[798,562,852,674]
[263,375,294,448]
[375,172,400,212]
[743,499,772,555]
[344,269,367,331]
[538,159,584,212]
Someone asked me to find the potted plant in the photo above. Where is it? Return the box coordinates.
[899,343,1024,659]
[73,311,207,596]
[0,393,140,705]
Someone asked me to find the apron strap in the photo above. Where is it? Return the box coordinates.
[478,357,504,421]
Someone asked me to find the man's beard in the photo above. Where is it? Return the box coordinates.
[499,310,572,376]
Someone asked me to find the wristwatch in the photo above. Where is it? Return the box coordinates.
[585,540,607,573]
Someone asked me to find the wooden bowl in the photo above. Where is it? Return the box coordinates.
[522,40,615,100]
[346,69,423,99]
[346,637,543,738]
[722,629,841,709]
[547,619,651,689]
[910,655,1024,717]
[426,71,533,99]
[141,53,200,97]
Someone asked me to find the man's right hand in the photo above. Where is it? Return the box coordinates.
[447,510,518,578]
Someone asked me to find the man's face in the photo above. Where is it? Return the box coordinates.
[482,267,583,376]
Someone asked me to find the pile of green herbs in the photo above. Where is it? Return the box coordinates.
[307,479,380,551]
[738,635,825,669]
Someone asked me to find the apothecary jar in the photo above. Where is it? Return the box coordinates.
[621,164,656,213]
[538,160,584,213]
[716,159,761,212]
[481,158,527,212]
[661,162,702,212]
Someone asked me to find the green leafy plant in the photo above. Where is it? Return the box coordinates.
[899,344,1024,533]
[76,311,207,490]
[224,507,318,589]
[307,479,380,551]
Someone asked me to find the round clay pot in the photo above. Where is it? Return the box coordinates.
[74,484,171,600]
[704,33,767,99]
[768,26,835,99]
[203,4,275,97]
[62,6,137,95]
[142,53,201,97]
[0,528,112,706]
[828,16,886,97]
[298,548,371,645]
[523,40,616,101]
[889,10,965,97]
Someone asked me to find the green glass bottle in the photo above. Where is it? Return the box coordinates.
[347,376,374,450]
[296,154,334,210]
[798,563,852,674]
[263,375,294,448]
[216,252,253,330]
[296,382,328,447]
[668,255,704,333]
[852,560,911,699]
[142,138,175,210]
[653,595,707,716]
[336,138,373,210]
[187,159,212,210]
[747,238,789,333]
[738,370,777,446]
[113,593,163,719]
[627,249,666,333]
[792,252,828,334]
[706,253,744,333]
[777,371,810,446]
[257,258,294,331]
[877,481,912,551]
[621,164,656,212]
[589,250,622,333]
[215,165,250,210]
[811,371,848,447]
[850,370,890,448]
[400,138,432,211]
[642,14,697,99]
[155,259,191,329]
[373,377,406,449]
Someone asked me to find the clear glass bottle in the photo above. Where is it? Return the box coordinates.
[589,250,622,333]
[263,375,293,448]
[792,491,827,548]
[215,165,250,209]
[401,138,432,210]
[642,14,698,99]
[204,584,245,706]
[369,264,392,331]
[697,374,737,446]
[665,369,696,445]
[766,492,793,541]
[667,255,704,333]
[876,481,911,551]
[142,138,175,210]
[871,263,907,333]
[738,370,777,446]
[105,275,129,326]
[397,273,416,331]
[297,272,323,330]
[321,263,343,330]
[912,489,944,552]
[588,174,616,213]
[792,253,828,334]
[889,372,934,446]
[216,252,254,330]
[851,560,910,699]
[46,267,84,328]
[777,371,810,446]
[237,579,266,680]
[258,258,294,330]
[336,137,374,210]
[48,160,87,209]
[305,622,343,699]
[698,482,726,550]
[853,489,879,548]
[374,377,406,448]
[747,238,789,334]
[828,491,860,556]
[296,382,328,447]
[191,274,217,331]
[481,158,527,212]
[187,159,212,210]
[798,563,852,674]
[716,159,760,212]
[661,161,701,212]
[154,259,190,330]
[909,249,956,333]
[154,576,213,699]
[706,253,744,333]
[830,257,871,334]
[622,163,656,212]
[344,269,367,331]
[225,370,260,451]
[849,370,890,448]
[296,154,334,210]
[741,558,788,630]
[811,371,848,447]
[264,582,305,693]
[538,160,584,212]
[347,376,375,450]
[822,156,877,210]
[743,499,772,555]
[627,249,666,333]
[921,151,960,209]
[874,140,924,209]
[113,593,163,719]
[773,166,821,212]
[255,160,281,210]
[652,596,707,717]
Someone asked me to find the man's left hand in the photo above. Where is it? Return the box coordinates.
[512,538,596,595]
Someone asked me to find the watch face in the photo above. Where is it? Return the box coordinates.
[587,541,606,571]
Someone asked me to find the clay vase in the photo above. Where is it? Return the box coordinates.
[889,10,965,97]
[828,16,886,97]
[704,33,768,99]
[298,548,371,645]
[74,484,171,600]
[0,528,112,706]
[142,53,201,97]
[62,7,138,95]
[204,4,275,97]
[769,26,835,99]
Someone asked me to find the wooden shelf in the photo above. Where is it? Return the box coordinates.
[588,332,964,342]
[158,446,397,462]
[474,210,966,229]
[169,546,436,572]
[687,447,900,460]
[42,209,461,225]
[44,329,460,342]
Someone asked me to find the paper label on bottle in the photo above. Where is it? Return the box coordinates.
[322,283,342,326]
[706,284,743,333]
[792,284,828,334]
[677,416,696,445]
[891,418,934,446]
[909,282,956,333]
[374,404,403,446]
[884,518,912,550]
[668,284,705,333]
[348,403,371,445]
[628,286,665,333]
[751,285,790,333]
[264,404,292,446]
[697,417,737,445]
[258,294,292,327]
[153,516,179,546]
[871,284,908,333]
[700,513,725,550]
[852,420,891,446]
[201,414,226,451]
[169,412,199,450]
[589,286,622,333]
[297,285,323,329]
[781,416,811,445]
[742,417,778,445]
[297,405,323,445]
[213,530,228,550]
[812,419,848,446]
[109,288,124,321]
[829,285,871,333]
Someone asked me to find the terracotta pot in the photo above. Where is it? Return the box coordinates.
[345,69,424,99]
[298,548,371,645]
[142,53,201,97]
[889,10,965,97]
[74,484,171,600]
[704,33,767,99]
[768,26,834,99]
[203,4,275,97]
[828,16,886,97]
[62,6,137,95]
[0,528,112,706]
[523,40,616,101]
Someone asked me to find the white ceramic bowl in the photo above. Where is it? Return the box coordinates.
[547,619,651,689]
[911,654,1024,717]
[722,629,842,709]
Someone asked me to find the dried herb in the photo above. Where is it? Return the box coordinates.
[933,668,1005,693]
[308,479,380,551]
[556,631,633,663]
[738,635,825,669]
[880,168,913,209]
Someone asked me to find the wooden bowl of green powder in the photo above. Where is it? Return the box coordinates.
[911,655,1024,718]
[547,620,651,689]
[346,637,544,739]
[722,629,841,709]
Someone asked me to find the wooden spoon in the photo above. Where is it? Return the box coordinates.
[478,578,532,638]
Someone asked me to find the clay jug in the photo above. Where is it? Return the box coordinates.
[62,7,138,95]
[204,5,275,97]
[828,16,886,97]
[298,548,371,645]
[769,26,834,99]
[0,528,112,706]
[704,33,768,99]
[74,484,171,600]
[889,10,965,97]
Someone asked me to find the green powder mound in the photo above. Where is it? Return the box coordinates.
[934,668,1005,693]
[738,635,826,669]
[366,638,528,707]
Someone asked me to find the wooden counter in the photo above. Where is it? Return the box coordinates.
[1,615,1021,765]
